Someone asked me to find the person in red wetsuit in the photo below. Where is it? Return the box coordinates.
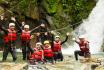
[43,40,54,64]
[20,25,33,60]
[73,35,91,61]
[52,33,70,62]
[0,23,17,62]
[30,42,44,64]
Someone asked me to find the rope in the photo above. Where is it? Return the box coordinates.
[0,0,82,35]
[31,21,82,35]
[30,25,41,32]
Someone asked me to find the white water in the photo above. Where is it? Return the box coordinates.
[62,0,104,55]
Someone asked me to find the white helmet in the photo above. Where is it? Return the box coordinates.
[79,35,85,38]
[9,23,15,27]
[36,42,42,45]
[55,35,60,38]
[24,25,29,29]
[40,23,45,27]
[36,42,42,47]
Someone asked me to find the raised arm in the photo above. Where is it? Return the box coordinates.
[61,32,70,45]
[72,38,80,44]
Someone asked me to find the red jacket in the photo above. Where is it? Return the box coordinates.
[21,30,30,41]
[53,41,61,52]
[30,50,43,61]
[77,40,89,52]
[44,47,53,58]
[3,29,16,43]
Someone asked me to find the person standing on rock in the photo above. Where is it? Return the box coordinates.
[73,35,91,61]
[20,25,34,60]
[0,23,17,62]
[52,32,70,62]
[0,15,7,50]
[36,23,48,44]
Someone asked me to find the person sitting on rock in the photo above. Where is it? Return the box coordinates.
[29,42,44,64]
[43,40,54,64]
[73,35,91,61]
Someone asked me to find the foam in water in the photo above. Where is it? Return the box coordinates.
[62,0,104,55]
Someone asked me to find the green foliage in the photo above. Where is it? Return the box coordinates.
[18,0,29,13]
[43,0,60,15]
[0,0,96,29]
[61,0,96,27]
[46,0,96,29]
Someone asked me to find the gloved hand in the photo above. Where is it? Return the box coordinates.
[72,38,76,41]
[30,35,34,39]
[66,32,70,36]
[50,31,54,34]
[36,32,40,36]
[22,21,25,26]
[11,17,16,22]
[45,32,48,35]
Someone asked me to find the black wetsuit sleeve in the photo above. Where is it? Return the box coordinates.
[17,26,23,35]
[0,27,8,35]
[51,34,55,49]
[61,35,68,45]
[75,40,79,44]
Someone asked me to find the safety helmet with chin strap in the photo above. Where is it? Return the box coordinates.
[24,25,29,29]
[9,23,15,27]
[36,42,42,45]
[79,35,85,39]
[55,35,60,39]
[44,40,50,44]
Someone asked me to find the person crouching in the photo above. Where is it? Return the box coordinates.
[43,40,54,64]
[29,42,44,64]
[73,35,91,61]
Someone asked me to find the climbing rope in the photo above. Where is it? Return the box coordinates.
[0,0,82,35]
[30,21,82,35]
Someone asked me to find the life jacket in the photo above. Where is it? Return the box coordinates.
[44,47,53,58]
[78,40,89,52]
[21,30,30,41]
[7,29,16,41]
[31,50,43,61]
[53,41,61,52]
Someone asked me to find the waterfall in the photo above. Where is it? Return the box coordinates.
[62,0,104,55]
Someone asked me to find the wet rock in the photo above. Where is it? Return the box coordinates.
[28,65,48,70]
[95,66,104,70]
[91,64,98,70]
[0,62,27,70]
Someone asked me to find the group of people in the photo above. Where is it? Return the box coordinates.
[29,33,69,64]
[0,15,91,64]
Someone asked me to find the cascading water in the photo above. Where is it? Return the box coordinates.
[62,0,104,55]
